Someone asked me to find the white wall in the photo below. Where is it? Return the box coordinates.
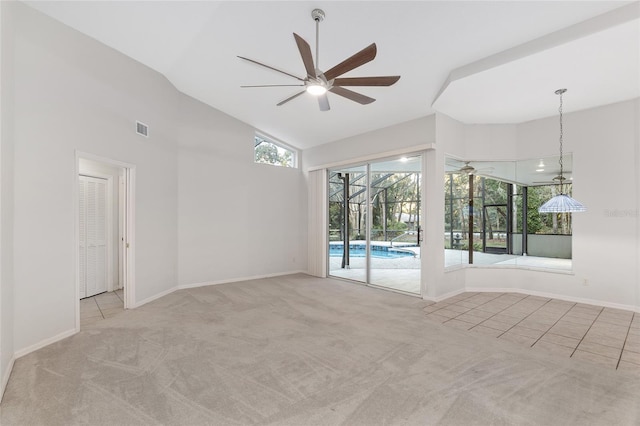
[0,0,16,398]
[176,94,306,286]
[2,2,308,364]
[10,2,178,350]
[303,115,436,170]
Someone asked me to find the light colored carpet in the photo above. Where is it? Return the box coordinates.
[1,274,639,425]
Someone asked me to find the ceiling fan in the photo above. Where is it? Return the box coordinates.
[533,173,572,185]
[238,8,400,111]
[453,161,494,176]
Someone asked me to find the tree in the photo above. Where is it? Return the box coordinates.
[255,142,292,167]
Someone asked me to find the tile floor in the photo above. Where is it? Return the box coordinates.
[80,289,124,327]
[424,291,640,374]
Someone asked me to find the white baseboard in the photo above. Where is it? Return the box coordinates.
[467,287,640,313]
[1,355,15,403]
[423,288,466,303]
[178,270,307,290]
[14,328,78,359]
[134,271,307,307]
[133,285,178,308]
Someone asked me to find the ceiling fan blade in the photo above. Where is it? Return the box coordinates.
[276,90,306,106]
[241,84,305,88]
[318,93,330,111]
[293,33,316,78]
[329,86,375,105]
[333,76,400,86]
[323,43,377,81]
[238,56,305,82]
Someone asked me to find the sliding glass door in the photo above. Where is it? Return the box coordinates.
[328,155,422,295]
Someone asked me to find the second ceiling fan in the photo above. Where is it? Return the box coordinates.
[238,8,400,111]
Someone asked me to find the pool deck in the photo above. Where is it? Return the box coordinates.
[329,244,572,295]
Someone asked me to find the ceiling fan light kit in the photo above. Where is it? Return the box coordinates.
[538,88,587,214]
[239,8,400,111]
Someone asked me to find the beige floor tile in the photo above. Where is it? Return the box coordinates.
[475,304,508,314]
[432,308,460,319]
[444,319,475,331]
[601,307,634,319]
[509,325,545,339]
[469,325,503,337]
[455,312,489,325]
[425,313,452,324]
[625,334,640,347]
[495,308,529,319]
[623,340,640,354]
[80,316,104,327]
[539,333,580,349]
[571,350,618,369]
[480,319,515,332]
[499,332,537,346]
[462,308,495,319]
[455,300,480,309]
[102,308,124,318]
[561,314,596,326]
[422,305,443,314]
[617,361,640,375]
[446,304,472,314]
[517,319,554,332]
[96,301,123,310]
[490,313,523,325]
[80,310,103,321]
[548,322,590,340]
[582,333,626,349]
[628,327,640,336]
[429,302,452,309]
[525,313,562,324]
[573,303,604,312]
[597,316,632,327]
[576,341,622,360]
[620,350,640,366]
[566,308,601,319]
[532,340,575,357]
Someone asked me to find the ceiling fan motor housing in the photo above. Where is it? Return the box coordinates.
[311,9,325,22]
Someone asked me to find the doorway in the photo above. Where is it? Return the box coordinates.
[328,155,423,295]
[76,154,135,329]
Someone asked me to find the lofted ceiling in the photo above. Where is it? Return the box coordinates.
[24,1,639,150]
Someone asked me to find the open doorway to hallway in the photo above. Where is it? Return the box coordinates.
[76,154,135,328]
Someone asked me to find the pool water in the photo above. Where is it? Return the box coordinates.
[329,245,415,259]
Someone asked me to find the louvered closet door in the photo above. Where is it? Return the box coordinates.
[79,175,108,298]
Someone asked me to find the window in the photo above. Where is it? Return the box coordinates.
[254,134,296,168]
[444,155,574,271]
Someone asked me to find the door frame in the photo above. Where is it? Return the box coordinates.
[74,151,136,331]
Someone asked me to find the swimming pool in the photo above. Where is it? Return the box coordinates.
[329,244,416,259]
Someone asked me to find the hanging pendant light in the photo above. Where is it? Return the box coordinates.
[538,89,586,213]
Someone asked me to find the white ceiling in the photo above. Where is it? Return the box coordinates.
[25,1,639,149]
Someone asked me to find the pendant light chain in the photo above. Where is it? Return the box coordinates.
[538,88,586,213]
[558,90,564,182]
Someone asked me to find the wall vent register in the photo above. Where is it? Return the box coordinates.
[136,121,149,137]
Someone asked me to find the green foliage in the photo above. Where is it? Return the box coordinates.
[386,221,407,231]
[255,140,293,167]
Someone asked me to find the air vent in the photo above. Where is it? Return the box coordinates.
[136,121,149,137]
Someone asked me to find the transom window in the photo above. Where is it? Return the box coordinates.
[254,134,296,168]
